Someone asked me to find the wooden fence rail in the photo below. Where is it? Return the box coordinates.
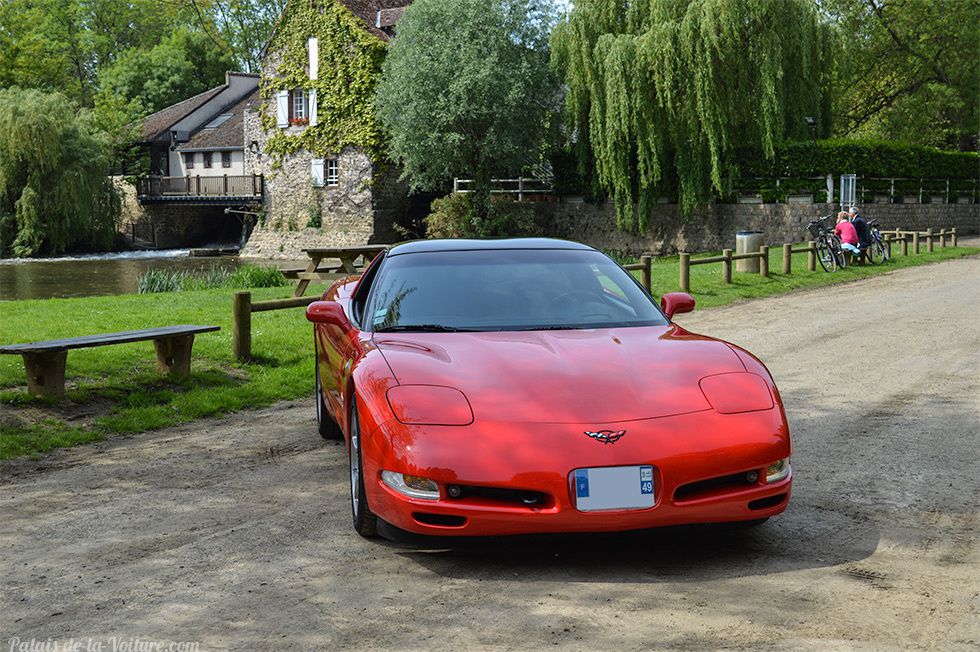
[676,225,958,293]
[233,291,317,362]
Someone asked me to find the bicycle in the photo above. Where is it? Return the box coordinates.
[807,215,845,272]
[867,219,889,263]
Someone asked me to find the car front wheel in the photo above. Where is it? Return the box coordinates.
[348,396,378,537]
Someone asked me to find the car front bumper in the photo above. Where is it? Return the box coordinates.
[361,407,792,537]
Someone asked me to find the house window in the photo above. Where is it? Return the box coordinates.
[203,152,213,168]
[221,152,232,168]
[184,152,195,170]
[326,159,339,186]
[291,89,307,123]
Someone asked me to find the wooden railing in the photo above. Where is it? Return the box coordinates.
[136,174,264,199]
[676,226,958,292]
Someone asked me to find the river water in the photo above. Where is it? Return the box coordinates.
[0,250,299,301]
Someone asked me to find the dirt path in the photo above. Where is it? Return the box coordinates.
[2,257,978,651]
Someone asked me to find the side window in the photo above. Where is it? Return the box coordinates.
[351,252,385,326]
[184,152,195,170]
[203,152,213,169]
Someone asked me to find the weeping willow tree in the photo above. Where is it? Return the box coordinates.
[552,0,838,228]
[0,88,120,256]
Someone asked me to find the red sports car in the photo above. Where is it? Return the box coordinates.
[307,239,791,538]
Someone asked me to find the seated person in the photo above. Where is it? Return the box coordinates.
[834,211,861,255]
[848,206,870,250]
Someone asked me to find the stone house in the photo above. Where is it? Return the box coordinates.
[241,0,413,258]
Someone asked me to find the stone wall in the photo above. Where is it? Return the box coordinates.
[112,177,237,248]
[536,199,980,256]
[240,93,405,259]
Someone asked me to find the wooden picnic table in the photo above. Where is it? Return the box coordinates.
[0,325,220,398]
[293,245,389,297]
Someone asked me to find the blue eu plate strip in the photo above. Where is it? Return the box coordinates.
[640,465,654,495]
[575,469,590,498]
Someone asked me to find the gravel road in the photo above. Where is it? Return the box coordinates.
[2,256,978,651]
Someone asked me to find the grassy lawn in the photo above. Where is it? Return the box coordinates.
[0,283,328,459]
[1,243,976,460]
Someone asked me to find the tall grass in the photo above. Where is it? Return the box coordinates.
[138,264,287,294]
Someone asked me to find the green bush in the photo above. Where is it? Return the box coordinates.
[424,194,542,239]
[737,139,978,180]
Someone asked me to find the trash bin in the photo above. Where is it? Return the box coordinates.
[735,231,764,273]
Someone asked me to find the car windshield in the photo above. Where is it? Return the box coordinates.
[364,248,669,332]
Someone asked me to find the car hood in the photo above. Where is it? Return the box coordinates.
[374,325,745,424]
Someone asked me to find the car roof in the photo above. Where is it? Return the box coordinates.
[387,238,596,256]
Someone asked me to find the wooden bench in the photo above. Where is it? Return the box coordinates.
[0,325,220,398]
[293,245,389,296]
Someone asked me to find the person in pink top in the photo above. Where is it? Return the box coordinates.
[834,211,861,255]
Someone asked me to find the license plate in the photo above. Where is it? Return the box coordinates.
[572,465,655,512]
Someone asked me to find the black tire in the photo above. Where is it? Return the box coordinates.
[869,239,885,265]
[832,237,847,269]
[348,396,379,538]
[315,353,342,439]
[816,239,836,272]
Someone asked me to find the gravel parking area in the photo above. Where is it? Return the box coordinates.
[2,255,978,650]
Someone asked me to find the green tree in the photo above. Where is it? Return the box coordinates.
[825,0,980,150]
[0,0,206,107]
[375,0,558,221]
[0,88,121,257]
[204,0,288,72]
[95,28,236,123]
[552,0,838,227]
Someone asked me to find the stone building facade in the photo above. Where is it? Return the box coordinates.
[240,0,411,259]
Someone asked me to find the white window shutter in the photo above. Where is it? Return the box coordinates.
[275,90,289,128]
[311,158,325,187]
[308,89,318,126]
[308,37,319,81]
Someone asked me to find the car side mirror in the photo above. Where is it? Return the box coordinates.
[661,292,696,320]
[306,301,352,333]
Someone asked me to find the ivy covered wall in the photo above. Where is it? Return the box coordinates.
[259,0,388,163]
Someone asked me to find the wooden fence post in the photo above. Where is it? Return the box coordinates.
[679,253,690,292]
[939,229,946,248]
[759,246,769,278]
[782,243,792,275]
[913,231,920,254]
[640,254,652,293]
[807,241,816,271]
[722,249,732,284]
[951,227,957,247]
[901,235,908,256]
[927,228,934,252]
[233,291,252,363]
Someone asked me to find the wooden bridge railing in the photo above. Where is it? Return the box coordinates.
[136,174,264,199]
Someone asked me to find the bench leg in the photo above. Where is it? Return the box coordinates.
[22,350,68,399]
[154,335,195,378]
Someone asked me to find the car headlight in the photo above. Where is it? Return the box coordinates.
[386,385,473,426]
[698,372,774,414]
[766,458,790,483]
[381,471,440,500]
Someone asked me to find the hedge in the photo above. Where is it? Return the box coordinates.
[553,139,979,201]
[736,139,978,180]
